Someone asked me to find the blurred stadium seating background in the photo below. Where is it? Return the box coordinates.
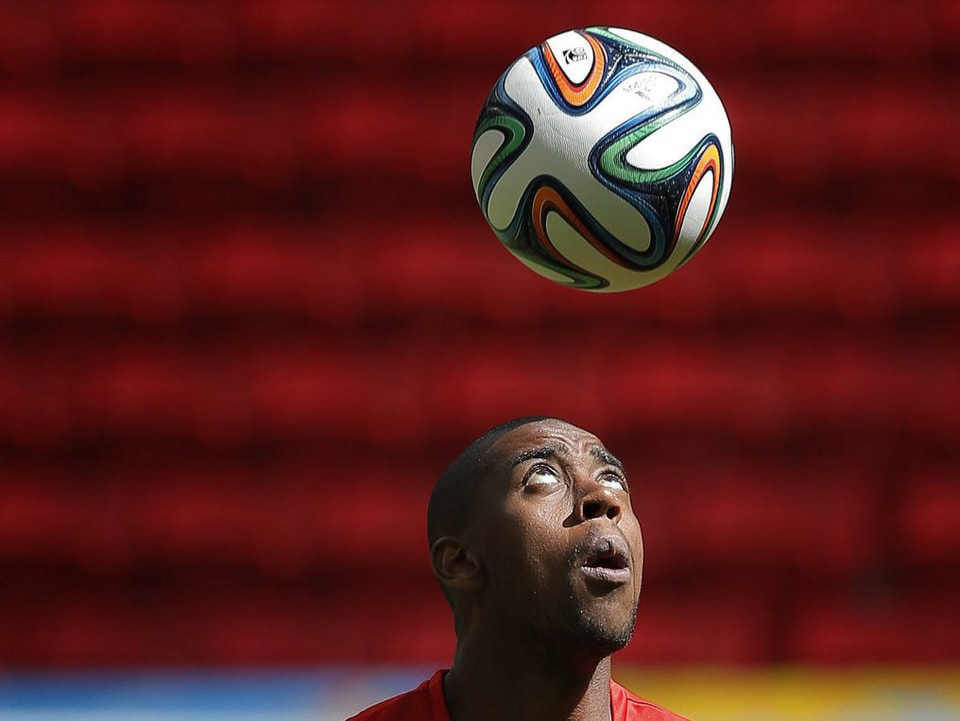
[0,0,957,718]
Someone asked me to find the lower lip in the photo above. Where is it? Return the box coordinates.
[580,566,631,585]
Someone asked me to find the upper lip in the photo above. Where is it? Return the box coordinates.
[580,534,630,571]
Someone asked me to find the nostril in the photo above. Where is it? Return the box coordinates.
[606,504,620,520]
[583,501,601,519]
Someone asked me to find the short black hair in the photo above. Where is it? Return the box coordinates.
[426,415,554,548]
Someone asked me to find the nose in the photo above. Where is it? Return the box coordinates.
[576,485,622,523]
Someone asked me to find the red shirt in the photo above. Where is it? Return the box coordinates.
[347,669,690,720]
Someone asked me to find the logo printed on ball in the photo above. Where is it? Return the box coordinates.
[544,31,599,89]
[562,47,589,64]
[620,72,679,105]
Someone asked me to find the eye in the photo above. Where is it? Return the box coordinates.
[524,464,562,489]
[599,472,628,492]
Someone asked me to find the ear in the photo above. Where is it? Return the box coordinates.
[430,537,483,595]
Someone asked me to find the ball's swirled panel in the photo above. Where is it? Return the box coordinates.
[471,27,734,292]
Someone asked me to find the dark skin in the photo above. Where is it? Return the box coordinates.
[431,418,644,721]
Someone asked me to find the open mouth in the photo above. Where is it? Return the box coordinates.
[580,537,631,585]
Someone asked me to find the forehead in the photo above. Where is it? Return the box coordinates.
[486,418,607,464]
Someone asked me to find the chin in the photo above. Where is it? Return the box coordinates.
[571,601,638,657]
[582,619,635,654]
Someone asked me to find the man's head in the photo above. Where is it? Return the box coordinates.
[427,416,644,658]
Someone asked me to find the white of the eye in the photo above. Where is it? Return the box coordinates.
[527,469,561,486]
[600,476,627,490]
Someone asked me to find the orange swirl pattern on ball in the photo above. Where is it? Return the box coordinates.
[674,143,721,243]
[532,185,630,270]
[543,33,605,107]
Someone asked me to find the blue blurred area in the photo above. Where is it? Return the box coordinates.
[1,668,959,721]
[0,668,433,720]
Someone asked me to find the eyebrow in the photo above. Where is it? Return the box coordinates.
[511,444,623,470]
[591,446,624,470]
[511,444,568,467]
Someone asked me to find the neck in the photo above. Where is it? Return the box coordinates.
[443,630,614,721]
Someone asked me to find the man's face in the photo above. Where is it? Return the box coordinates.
[470,418,644,655]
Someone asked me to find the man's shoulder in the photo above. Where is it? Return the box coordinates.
[611,679,692,721]
[347,670,449,721]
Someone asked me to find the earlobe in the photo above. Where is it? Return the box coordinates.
[430,537,483,593]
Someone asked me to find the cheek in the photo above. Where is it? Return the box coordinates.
[626,516,644,567]
[492,500,569,574]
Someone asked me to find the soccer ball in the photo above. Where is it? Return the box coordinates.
[470,27,733,292]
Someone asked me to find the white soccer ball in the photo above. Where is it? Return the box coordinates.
[471,27,734,292]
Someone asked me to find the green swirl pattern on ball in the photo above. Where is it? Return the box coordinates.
[474,114,528,213]
[599,114,696,185]
[473,72,534,219]
[598,132,725,268]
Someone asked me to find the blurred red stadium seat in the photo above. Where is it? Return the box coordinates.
[895,467,960,568]
[788,589,960,664]
[5,230,150,316]
[59,0,235,66]
[128,464,430,571]
[186,224,365,322]
[903,226,960,307]
[0,96,74,176]
[0,476,80,561]
[759,0,937,59]
[0,357,73,448]
[621,586,774,664]
[236,0,416,62]
[0,470,133,570]
[0,4,59,78]
[75,347,216,439]
[669,469,880,577]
